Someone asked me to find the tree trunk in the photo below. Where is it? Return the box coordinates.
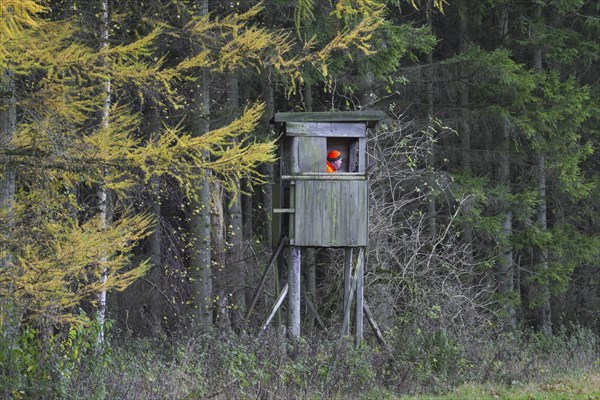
[185,0,213,329]
[425,4,437,239]
[189,175,212,327]
[226,72,247,332]
[97,0,112,341]
[492,6,516,331]
[532,3,552,335]
[458,6,473,258]
[0,70,16,268]
[497,113,516,329]
[260,70,275,246]
[147,107,164,330]
[211,182,228,329]
[0,68,18,336]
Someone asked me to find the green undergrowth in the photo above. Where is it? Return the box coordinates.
[1,321,598,399]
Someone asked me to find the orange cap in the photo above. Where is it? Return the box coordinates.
[327,150,341,162]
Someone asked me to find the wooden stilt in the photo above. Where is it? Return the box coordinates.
[261,283,288,331]
[275,249,284,326]
[355,248,364,347]
[245,237,286,321]
[341,250,362,337]
[342,248,353,336]
[288,246,301,340]
[304,292,326,331]
[364,302,390,351]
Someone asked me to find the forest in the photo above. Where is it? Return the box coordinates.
[1,0,599,398]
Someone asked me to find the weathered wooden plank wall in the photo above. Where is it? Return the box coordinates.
[296,136,326,172]
[294,180,367,247]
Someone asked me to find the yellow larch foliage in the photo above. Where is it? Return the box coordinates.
[0,0,46,62]
[133,102,276,194]
[1,213,152,324]
[0,0,389,328]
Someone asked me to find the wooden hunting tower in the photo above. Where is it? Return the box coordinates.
[246,111,385,345]
[271,111,385,248]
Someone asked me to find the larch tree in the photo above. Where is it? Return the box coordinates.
[0,0,279,330]
[0,0,46,335]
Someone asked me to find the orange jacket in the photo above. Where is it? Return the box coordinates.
[326,161,337,173]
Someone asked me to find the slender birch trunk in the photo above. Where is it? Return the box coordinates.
[96,0,112,341]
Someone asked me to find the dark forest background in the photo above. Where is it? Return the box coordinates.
[1,0,599,398]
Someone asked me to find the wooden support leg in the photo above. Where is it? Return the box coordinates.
[305,248,317,326]
[288,246,301,340]
[341,250,361,337]
[245,237,286,321]
[364,301,390,352]
[342,248,353,336]
[261,284,288,331]
[355,248,364,347]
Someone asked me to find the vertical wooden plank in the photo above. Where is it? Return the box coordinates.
[313,181,324,245]
[301,181,309,245]
[289,183,295,243]
[348,181,358,246]
[355,248,364,347]
[348,140,358,173]
[346,181,354,245]
[321,182,332,246]
[357,181,367,246]
[334,181,348,246]
[298,137,327,172]
[342,248,353,336]
[288,246,301,340]
[364,180,369,246]
[341,181,352,246]
[358,137,366,172]
[344,181,350,246]
[331,180,339,247]
[338,181,346,247]
[272,181,282,247]
[291,137,300,174]
[295,180,324,246]
[294,181,304,245]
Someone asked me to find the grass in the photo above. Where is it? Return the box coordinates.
[399,372,600,400]
[3,321,599,399]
